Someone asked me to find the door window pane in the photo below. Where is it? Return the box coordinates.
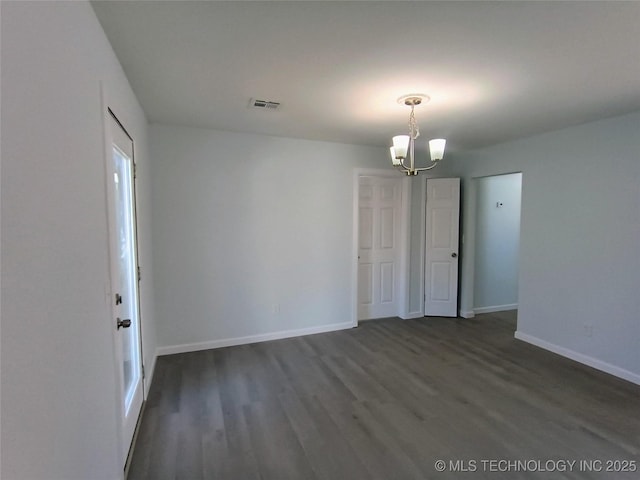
[113,145,140,414]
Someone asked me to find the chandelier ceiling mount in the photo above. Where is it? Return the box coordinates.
[397,93,429,107]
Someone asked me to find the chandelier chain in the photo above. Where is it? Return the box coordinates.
[409,105,420,140]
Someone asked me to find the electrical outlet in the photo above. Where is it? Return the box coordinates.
[583,324,593,337]
[272,304,280,314]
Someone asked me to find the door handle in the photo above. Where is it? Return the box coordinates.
[117,318,132,330]
[451,252,457,258]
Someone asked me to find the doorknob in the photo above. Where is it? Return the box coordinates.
[451,252,458,258]
[117,318,132,330]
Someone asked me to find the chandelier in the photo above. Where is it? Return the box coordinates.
[390,94,446,176]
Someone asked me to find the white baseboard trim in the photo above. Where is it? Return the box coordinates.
[474,303,518,314]
[143,353,157,398]
[460,310,475,319]
[157,321,356,356]
[514,331,640,386]
[401,311,424,320]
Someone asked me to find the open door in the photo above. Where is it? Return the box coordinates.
[424,178,460,317]
[105,111,144,466]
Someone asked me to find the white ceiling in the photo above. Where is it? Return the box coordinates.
[92,1,640,152]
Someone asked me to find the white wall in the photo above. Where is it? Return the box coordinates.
[1,2,156,479]
[473,173,521,312]
[443,111,640,384]
[150,124,389,352]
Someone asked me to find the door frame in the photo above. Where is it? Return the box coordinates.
[352,168,411,325]
[100,86,145,472]
[465,171,523,317]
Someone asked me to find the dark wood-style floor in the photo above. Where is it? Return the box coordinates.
[128,311,640,479]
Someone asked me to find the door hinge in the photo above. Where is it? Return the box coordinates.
[142,365,145,380]
[137,265,142,281]
[133,162,137,179]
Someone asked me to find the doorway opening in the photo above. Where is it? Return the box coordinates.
[472,172,522,316]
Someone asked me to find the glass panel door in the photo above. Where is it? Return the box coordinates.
[106,112,143,465]
[113,145,141,414]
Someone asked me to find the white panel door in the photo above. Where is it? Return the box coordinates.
[358,176,403,319]
[425,178,460,317]
[105,112,144,465]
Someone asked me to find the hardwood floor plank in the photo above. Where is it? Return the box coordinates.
[321,398,426,480]
[278,389,373,480]
[243,398,318,480]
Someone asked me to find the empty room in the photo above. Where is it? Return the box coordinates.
[2,1,639,479]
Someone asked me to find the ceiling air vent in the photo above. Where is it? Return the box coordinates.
[249,98,281,110]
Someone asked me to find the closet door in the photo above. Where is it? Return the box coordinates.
[424,178,460,317]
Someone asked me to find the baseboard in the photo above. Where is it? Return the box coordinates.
[157,321,356,356]
[474,303,518,314]
[401,311,424,320]
[143,353,157,398]
[460,310,475,319]
[514,331,640,386]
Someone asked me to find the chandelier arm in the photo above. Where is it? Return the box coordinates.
[399,157,411,171]
[413,160,440,172]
